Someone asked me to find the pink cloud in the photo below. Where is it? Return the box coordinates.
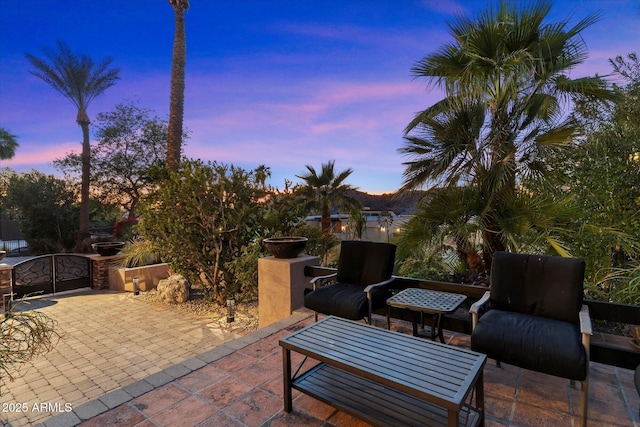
[10,141,79,164]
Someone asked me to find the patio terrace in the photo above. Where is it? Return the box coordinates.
[38,309,640,427]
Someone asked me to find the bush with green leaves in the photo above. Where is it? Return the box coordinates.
[139,160,265,304]
[139,160,318,304]
[3,171,79,254]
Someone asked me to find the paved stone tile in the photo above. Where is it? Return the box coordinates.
[97,388,132,409]
[149,395,217,427]
[130,383,190,417]
[2,290,244,426]
[75,404,145,427]
[224,388,282,426]
[198,375,253,408]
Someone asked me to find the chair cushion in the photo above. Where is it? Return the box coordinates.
[471,309,587,381]
[304,282,392,320]
[490,252,585,324]
[336,241,396,286]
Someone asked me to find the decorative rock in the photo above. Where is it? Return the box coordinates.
[157,274,190,304]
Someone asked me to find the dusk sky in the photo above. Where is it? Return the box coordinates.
[1,1,638,194]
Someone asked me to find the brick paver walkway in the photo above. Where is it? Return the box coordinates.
[2,289,639,427]
[2,290,244,426]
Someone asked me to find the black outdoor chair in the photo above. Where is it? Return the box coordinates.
[470,251,592,427]
[304,240,396,323]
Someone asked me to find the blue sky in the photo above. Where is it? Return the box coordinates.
[1,0,638,193]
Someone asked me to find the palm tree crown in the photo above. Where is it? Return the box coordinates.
[296,160,358,236]
[398,0,615,270]
[0,128,18,160]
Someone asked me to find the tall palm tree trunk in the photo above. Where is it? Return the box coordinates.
[166,0,188,172]
[77,112,92,252]
[321,202,331,235]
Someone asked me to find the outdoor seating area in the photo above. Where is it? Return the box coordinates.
[42,311,639,427]
[3,250,640,426]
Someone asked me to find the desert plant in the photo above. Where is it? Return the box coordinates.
[594,261,640,305]
[120,237,161,268]
[1,298,60,395]
[139,160,270,304]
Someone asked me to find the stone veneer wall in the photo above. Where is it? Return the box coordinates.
[90,255,123,290]
[0,264,11,315]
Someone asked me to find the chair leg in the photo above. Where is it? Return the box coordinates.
[580,378,588,427]
[386,307,391,330]
[314,312,318,322]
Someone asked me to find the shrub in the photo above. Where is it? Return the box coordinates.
[1,298,59,395]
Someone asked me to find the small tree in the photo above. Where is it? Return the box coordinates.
[139,160,269,304]
[4,171,79,254]
[54,101,169,218]
[296,160,359,236]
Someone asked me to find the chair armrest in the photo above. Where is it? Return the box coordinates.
[579,305,592,336]
[579,304,592,360]
[363,277,395,296]
[470,291,490,330]
[310,273,337,290]
[469,291,491,314]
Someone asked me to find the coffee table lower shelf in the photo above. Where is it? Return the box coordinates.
[293,363,481,427]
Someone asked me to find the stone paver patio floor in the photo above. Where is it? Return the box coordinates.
[2,290,244,426]
[2,289,639,427]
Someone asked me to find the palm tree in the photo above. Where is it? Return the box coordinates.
[166,0,189,172]
[26,41,120,252]
[297,160,358,236]
[0,128,18,160]
[399,1,615,270]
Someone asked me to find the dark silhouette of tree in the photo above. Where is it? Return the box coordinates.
[297,160,358,236]
[0,128,18,160]
[25,41,120,252]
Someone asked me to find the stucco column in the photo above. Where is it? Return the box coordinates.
[258,255,319,328]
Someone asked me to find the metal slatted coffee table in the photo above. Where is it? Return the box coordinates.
[387,288,467,343]
[280,316,486,427]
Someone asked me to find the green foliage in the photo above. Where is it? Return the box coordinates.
[0,128,18,160]
[113,217,139,241]
[395,245,456,282]
[1,297,60,395]
[535,52,640,300]
[296,160,359,236]
[120,237,161,268]
[592,262,640,306]
[53,100,169,218]
[3,171,79,254]
[398,0,615,273]
[139,160,308,305]
[259,179,340,265]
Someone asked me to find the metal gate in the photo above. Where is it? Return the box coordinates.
[12,255,92,298]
